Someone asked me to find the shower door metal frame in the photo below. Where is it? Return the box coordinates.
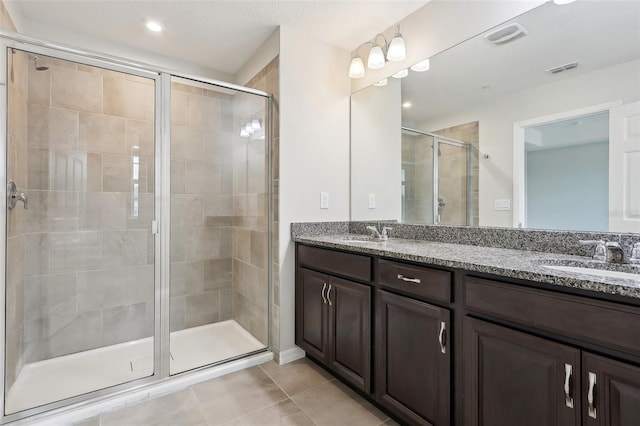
[0,31,273,424]
[402,127,473,226]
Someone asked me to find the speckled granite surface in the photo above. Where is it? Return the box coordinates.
[292,233,640,300]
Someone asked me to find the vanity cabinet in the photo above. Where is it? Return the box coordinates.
[376,289,451,426]
[464,276,640,426]
[295,245,372,393]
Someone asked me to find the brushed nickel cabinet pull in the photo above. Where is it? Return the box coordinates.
[588,372,597,419]
[438,321,446,354]
[327,284,332,306]
[321,282,327,304]
[397,274,421,284]
[564,364,574,409]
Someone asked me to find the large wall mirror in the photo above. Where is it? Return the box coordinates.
[350,0,640,233]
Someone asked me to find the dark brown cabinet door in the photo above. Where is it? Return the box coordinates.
[295,268,329,361]
[583,353,640,426]
[376,289,451,426]
[328,277,371,393]
[463,317,581,426]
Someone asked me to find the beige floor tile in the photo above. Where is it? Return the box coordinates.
[292,381,388,426]
[220,399,314,426]
[260,358,333,397]
[72,416,101,426]
[100,389,207,426]
[192,367,287,425]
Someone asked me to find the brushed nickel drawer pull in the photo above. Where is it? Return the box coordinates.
[321,282,327,304]
[438,321,446,354]
[327,284,333,306]
[564,364,574,409]
[588,372,597,419]
[397,274,421,284]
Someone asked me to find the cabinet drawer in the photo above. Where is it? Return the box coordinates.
[464,276,640,357]
[377,259,451,303]
[297,244,372,282]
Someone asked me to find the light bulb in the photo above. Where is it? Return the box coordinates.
[553,0,576,4]
[367,44,385,69]
[251,119,261,130]
[145,21,163,32]
[240,128,249,138]
[387,34,406,62]
[245,123,254,134]
[349,57,365,78]
[410,59,430,72]
[392,69,408,79]
[373,78,388,87]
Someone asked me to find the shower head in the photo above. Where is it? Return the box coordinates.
[32,56,49,71]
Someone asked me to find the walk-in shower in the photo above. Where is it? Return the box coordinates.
[401,127,475,225]
[1,37,272,422]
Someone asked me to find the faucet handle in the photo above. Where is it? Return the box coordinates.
[579,240,606,261]
[381,227,393,240]
[630,243,640,263]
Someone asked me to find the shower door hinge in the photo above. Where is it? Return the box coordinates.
[151,220,159,234]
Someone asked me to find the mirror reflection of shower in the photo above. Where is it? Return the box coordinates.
[401,127,474,226]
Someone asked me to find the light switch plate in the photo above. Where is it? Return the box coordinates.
[494,199,511,211]
[320,192,329,209]
[368,194,376,209]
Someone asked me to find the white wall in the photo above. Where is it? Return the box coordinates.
[278,26,351,351]
[350,78,402,220]
[421,59,640,227]
[235,29,280,85]
[350,0,544,92]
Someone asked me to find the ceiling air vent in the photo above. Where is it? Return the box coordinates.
[546,62,580,75]
[484,23,528,45]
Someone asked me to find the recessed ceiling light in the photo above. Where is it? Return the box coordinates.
[402,102,412,108]
[146,21,163,33]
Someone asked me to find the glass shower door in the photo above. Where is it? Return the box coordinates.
[4,48,158,414]
[168,77,268,375]
[436,139,470,225]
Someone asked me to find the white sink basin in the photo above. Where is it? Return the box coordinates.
[542,264,640,282]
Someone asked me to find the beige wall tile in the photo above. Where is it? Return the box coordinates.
[170,90,186,126]
[125,119,154,157]
[102,153,146,193]
[26,190,78,233]
[204,258,232,290]
[78,192,127,231]
[250,231,267,269]
[170,261,204,297]
[171,159,185,194]
[171,125,204,160]
[50,151,102,192]
[126,193,154,229]
[79,112,126,154]
[102,229,151,268]
[76,269,126,312]
[28,105,79,150]
[103,77,154,121]
[204,195,233,217]
[184,161,220,194]
[52,67,102,113]
[49,311,102,357]
[24,273,77,320]
[28,64,51,106]
[185,94,220,129]
[27,148,50,190]
[171,195,204,229]
[185,291,219,328]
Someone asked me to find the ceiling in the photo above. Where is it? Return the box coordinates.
[9,0,428,75]
[400,0,640,124]
[525,111,609,151]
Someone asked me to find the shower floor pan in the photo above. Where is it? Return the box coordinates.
[5,320,265,414]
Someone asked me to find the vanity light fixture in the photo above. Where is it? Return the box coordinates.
[348,26,407,78]
[392,69,409,79]
[251,118,261,131]
[402,101,412,108]
[410,58,430,72]
[387,26,406,62]
[373,78,388,87]
[553,0,576,4]
[145,20,163,32]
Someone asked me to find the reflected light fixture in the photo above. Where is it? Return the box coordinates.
[251,118,261,131]
[392,69,408,79]
[387,26,406,62]
[553,0,576,4]
[373,78,388,87]
[410,58,430,72]
[402,102,412,108]
[349,56,365,79]
[145,20,163,32]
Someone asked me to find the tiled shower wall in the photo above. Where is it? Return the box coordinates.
[21,56,156,362]
[434,121,479,225]
[6,48,28,387]
[234,57,278,347]
[402,132,434,224]
[169,81,234,331]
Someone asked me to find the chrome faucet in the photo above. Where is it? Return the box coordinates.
[579,240,627,263]
[366,225,392,241]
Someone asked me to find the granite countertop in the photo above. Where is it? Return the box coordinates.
[293,234,640,300]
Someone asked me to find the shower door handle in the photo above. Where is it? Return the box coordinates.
[7,181,27,209]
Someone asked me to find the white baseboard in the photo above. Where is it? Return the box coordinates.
[278,346,305,365]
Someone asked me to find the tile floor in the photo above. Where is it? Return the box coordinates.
[72,359,400,426]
